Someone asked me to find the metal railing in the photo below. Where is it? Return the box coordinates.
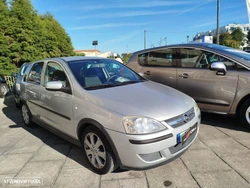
[4,76,16,90]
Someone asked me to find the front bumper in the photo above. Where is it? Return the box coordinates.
[106,115,200,170]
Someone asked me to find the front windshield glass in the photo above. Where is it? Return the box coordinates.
[68,59,145,90]
[208,44,250,61]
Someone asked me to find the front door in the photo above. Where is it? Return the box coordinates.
[176,48,238,113]
[42,61,74,136]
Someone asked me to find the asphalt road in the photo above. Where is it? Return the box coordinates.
[0,94,250,188]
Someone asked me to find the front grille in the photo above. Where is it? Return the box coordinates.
[165,107,195,128]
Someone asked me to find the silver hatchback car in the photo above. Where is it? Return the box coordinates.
[20,57,200,174]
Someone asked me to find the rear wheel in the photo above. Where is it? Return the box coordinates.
[21,103,34,127]
[81,126,116,174]
[240,99,250,128]
[0,84,8,97]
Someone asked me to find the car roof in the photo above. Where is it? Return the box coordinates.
[51,56,109,62]
[133,43,233,54]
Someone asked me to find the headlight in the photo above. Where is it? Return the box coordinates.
[123,117,167,134]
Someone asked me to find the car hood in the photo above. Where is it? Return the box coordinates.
[84,81,195,121]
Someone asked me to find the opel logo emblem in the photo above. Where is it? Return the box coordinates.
[183,114,189,123]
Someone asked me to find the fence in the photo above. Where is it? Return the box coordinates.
[4,76,16,90]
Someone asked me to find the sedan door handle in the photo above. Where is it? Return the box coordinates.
[179,73,189,78]
[144,71,151,75]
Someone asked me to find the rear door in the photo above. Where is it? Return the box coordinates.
[176,48,238,113]
[24,62,45,118]
[137,48,178,89]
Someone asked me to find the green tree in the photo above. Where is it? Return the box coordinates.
[247,30,250,45]
[231,28,244,43]
[219,32,232,45]
[8,0,41,67]
[39,13,74,58]
[0,0,18,75]
[121,53,132,64]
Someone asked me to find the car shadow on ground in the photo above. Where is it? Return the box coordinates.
[1,94,98,173]
[2,94,126,174]
[201,112,250,132]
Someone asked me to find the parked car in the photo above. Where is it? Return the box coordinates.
[19,57,200,174]
[13,62,30,107]
[0,75,9,97]
[126,43,250,128]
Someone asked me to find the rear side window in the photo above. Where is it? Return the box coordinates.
[138,49,174,67]
[138,53,148,66]
[27,62,44,84]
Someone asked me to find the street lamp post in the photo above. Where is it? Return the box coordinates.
[216,0,220,44]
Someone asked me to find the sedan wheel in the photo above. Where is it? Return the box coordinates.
[82,126,115,174]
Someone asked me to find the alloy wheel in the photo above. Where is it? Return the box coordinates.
[84,132,106,169]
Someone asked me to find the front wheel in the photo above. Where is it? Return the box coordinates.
[81,126,116,174]
[240,99,250,128]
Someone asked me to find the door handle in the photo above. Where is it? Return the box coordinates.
[144,71,151,75]
[179,73,189,78]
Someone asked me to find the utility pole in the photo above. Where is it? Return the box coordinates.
[216,0,220,44]
[144,30,146,49]
[187,35,189,43]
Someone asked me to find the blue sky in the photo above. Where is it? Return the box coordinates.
[31,0,249,54]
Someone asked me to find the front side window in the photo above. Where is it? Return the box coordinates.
[180,49,237,70]
[180,49,202,68]
[28,62,44,84]
[68,59,145,90]
[44,61,70,88]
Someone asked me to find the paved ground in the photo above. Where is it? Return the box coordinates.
[0,95,250,188]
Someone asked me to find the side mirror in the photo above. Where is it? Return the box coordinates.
[45,81,63,91]
[45,81,72,94]
[210,62,227,75]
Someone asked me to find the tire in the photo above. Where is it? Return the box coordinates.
[240,99,250,128]
[81,126,116,174]
[0,84,8,97]
[21,103,34,127]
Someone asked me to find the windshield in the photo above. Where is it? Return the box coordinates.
[207,44,250,62]
[68,59,145,90]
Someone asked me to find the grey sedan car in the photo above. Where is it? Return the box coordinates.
[126,43,250,128]
[20,57,200,174]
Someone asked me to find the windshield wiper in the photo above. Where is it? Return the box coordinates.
[85,80,145,90]
[84,84,116,90]
[114,80,145,86]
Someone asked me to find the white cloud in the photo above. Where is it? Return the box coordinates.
[178,0,215,15]
[77,10,180,19]
[51,1,199,12]
[67,22,152,30]
[100,30,142,46]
